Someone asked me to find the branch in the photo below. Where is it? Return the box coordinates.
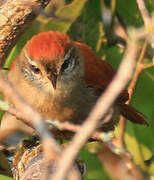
[0,99,111,143]
[52,33,139,180]
[0,70,61,154]
[0,0,50,65]
[136,0,154,62]
[0,70,82,179]
[97,143,146,180]
[118,40,149,147]
[136,0,151,26]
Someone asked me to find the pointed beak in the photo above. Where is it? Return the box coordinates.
[48,73,58,89]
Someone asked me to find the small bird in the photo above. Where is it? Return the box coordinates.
[0,31,147,137]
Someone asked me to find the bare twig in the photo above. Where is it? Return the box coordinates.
[136,0,154,63]
[97,143,146,180]
[47,120,115,142]
[0,71,61,158]
[118,40,149,147]
[0,71,81,179]
[110,0,117,30]
[0,98,112,143]
[52,35,139,180]
[126,41,149,100]
[136,0,151,26]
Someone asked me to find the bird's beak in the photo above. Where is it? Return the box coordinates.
[48,73,58,89]
[51,74,57,89]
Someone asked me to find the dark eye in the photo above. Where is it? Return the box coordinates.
[61,47,78,74]
[31,65,40,74]
[61,59,71,71]
[61,58,75,74]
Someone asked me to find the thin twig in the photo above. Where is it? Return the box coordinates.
[47,120,114,141]
[0,99,112,142]
[0,71,61,157]
[136,1,154,63]
[126,41,149,100]
[97,143,145,180]
[110,0,117,30]
[52,36,139,180]
[0,71,81,179]
[136,0,151,26]
[118,40,149,147]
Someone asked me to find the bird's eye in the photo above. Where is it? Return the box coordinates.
[31,65,40,74]
[61,58,75,74]
[61,59,71,71]
[61,47,77,74]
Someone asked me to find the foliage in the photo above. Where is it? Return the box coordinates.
[0,175,13,180]
[1,0,154,179]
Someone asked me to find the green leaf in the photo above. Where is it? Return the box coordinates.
[0,152,12,177]
[117,0,142,27]
[117,0,154,27]
[148,159,154,175]
[0,175,13,180]
[80,0,103,53]
[85,142,102,154]
[41,0,87,33]
[102,45,123,70]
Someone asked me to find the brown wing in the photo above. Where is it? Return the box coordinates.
[73,41,115,90]
[73,41,129,102]
[74,41,148,126]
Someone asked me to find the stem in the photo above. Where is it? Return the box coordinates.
[118,40,149,148]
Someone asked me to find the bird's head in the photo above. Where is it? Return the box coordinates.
[16,31,85,94]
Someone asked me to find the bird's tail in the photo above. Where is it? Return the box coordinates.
[120,104,148,126]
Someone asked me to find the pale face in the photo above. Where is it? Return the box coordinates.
[19,45,85,95]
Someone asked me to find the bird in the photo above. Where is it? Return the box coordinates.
[0,31,148,138]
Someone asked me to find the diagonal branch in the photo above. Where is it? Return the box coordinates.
[52,35,139,180]
[0,71,61,156]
